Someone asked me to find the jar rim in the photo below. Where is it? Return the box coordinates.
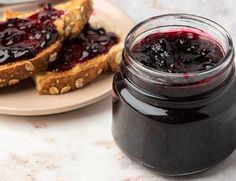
[124,13,234,81]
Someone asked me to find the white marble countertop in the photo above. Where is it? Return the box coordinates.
[1,0,236,181]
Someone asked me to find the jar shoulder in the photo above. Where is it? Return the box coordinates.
[113,72,236,123]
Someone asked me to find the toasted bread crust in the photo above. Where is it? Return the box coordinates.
[35,21,124,95]
[35,44,123,95]
[4,0,93,39]
[0,41,61,87]
[0,0,93,88]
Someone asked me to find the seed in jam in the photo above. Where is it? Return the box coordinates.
[47,24,120,72]
[0,4,64,64]
[132,30,224,73]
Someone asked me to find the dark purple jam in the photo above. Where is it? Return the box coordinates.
[47,24,119,72]
[132,30,224,73]
[0,4,64,64]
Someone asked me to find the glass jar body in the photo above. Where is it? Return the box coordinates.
[112,71,236,175]
[112,14,236,175]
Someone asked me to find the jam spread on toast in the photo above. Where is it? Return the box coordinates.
[47,23,120,72]
[0,4,64,64]
[132,30,224,73]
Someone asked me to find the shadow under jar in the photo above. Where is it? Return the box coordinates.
[112,14,236,176]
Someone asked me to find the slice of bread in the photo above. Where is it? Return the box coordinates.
[0,0,93,88]
[35,21,124,95]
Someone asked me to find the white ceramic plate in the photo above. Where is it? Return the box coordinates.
[0,0,134,116]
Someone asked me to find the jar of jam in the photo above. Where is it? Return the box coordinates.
[112,14,236,176]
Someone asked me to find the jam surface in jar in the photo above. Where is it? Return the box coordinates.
[112,14,236,176]
[47,23,120,72]
[0,4,64,64]
[132,30,224,73]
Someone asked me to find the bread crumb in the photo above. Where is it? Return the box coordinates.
[65,27,71,37]
[97,68,103,75]
[25,62,35,71]
[49,87,59,95]
[61,86,71,94]
[80,7,84,13]
[65,16,71,24]
[76,14,82,20]
[76,5,81,11]
[115,52,122,65]
[49,53,58,62]
[75,78,84,88]
[9,79,19,86]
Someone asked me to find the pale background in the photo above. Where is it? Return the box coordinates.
[1,0,236,181]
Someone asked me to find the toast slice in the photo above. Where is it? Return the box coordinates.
[0,0,92,88]
[35,20,123,95]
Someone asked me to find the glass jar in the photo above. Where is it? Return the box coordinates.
[112,14,236,176]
